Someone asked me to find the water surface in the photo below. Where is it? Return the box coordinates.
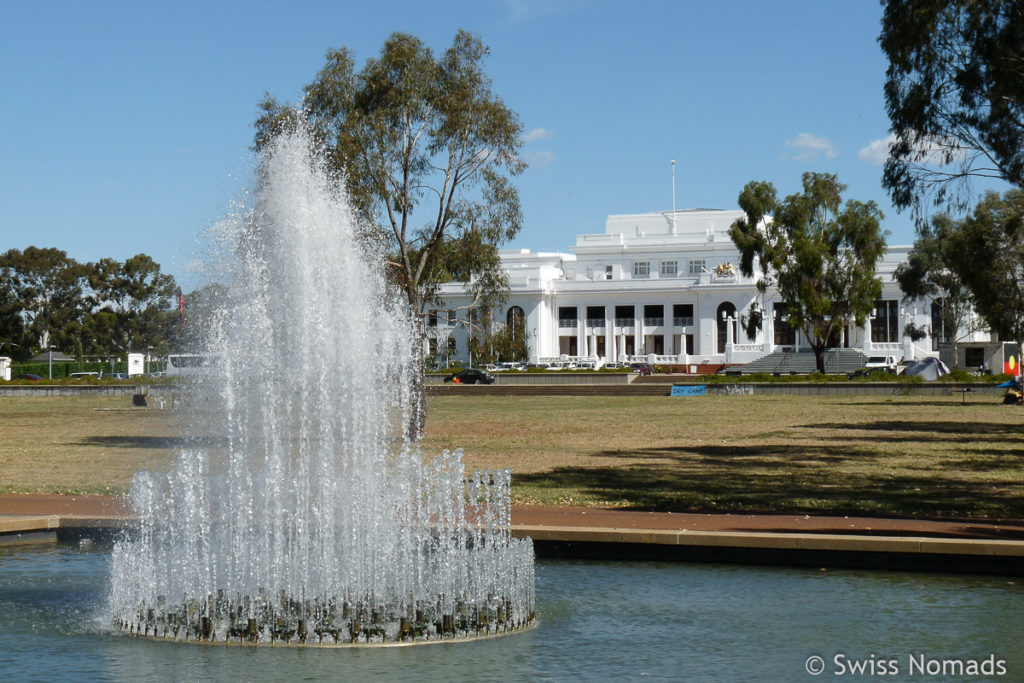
[2,544,1021,681]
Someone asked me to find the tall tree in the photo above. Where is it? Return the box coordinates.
[881,0,1024,219]
[80,253,177,356]
[169,282,231,352]
[0,247,89,354]
[84,254,178,355]
[944,189,1024,353]
[730,173,887,373]
[89,254,177,315]
[0,265,25,358]
[254,30,524,437]
[253,30,523,318]
[894,215,976,366]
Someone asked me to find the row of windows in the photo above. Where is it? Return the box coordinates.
[558,304,695,322]
[629,259,706,278]
[427,307,525,328]
[434,299,949,346]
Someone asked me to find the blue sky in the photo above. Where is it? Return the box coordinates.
[1,1,948,291]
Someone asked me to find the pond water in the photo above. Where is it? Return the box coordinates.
[2,543,1021,681]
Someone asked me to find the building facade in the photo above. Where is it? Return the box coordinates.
[430,209,993,370]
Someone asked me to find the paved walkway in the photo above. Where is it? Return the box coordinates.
[3,494,1024,541]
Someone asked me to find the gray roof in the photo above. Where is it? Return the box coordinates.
[30,350,76,362]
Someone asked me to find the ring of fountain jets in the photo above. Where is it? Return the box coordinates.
[106,127,535,645]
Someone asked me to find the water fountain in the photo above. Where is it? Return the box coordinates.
[106,127,535,645]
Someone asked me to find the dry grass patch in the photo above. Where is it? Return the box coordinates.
[423,395,1024,517]
[0,396,180,494]
[2,393,1022,519]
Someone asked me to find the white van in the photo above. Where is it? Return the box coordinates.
[864,356,898,373]
[69,371,101,380]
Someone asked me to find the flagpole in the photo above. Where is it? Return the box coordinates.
[671,159,677,235]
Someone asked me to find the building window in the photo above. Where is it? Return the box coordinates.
[558,306,578,329]
[673,303,694,327]
[661,260,678,276]
[506,306,526,334]
[717,301,737,354]
[643,304,664,326]
[871,300,899,343]
[427,311,438,327]
[614,305,635,327]
[605,265,613,280]
[931,299,952,351]
[965,347,985,368]
[688,259,705,275]
[774,303,795,347]
[632,261,650,278]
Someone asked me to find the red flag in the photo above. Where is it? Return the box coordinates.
[179,291,185,325]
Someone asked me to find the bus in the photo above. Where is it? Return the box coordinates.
[165,353,223,377]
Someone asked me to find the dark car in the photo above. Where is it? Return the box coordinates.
[13,374,43,381]
[629,362,653,376]
[444,368,495,385]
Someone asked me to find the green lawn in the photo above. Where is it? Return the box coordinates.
[2,393,1022,519]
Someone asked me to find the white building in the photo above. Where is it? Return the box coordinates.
[431,209,994,370]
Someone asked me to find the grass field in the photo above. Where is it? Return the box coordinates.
[2,393,1022,519]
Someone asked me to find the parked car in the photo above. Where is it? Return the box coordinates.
[68,372,101,380]
[444,368,495,385]
[13,373,42,381]
[111,372,130,380]
[864,355,898,373]
[629,362,653,376]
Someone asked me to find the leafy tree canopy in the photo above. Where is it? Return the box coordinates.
[0,248,181,359]
[730,173,887,373]
[253,30,524,319]
[0,246,89,353]
[881,0,1024,219]
[90,254,177,315]
[894,214,976,365]
[943,189,1024,346]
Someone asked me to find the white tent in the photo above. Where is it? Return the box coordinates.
[904,357,950,381]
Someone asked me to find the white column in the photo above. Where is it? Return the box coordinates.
[630,305,638,358]
[577,310,586,358]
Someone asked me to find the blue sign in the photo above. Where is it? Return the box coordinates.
[671,384,706,396]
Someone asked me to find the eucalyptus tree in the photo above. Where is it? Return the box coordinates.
[85,254,178,354]
[881,0,1024,219]
[254,30,525,437]
[254,30,523,318]
[894,215,975,367]
[729,173,887,374]
[944,189,1024,355]
[0,246,89,354]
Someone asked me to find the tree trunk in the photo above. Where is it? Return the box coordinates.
[813,345,826,374]
[406,343,427,443]
[405,294,427,443]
